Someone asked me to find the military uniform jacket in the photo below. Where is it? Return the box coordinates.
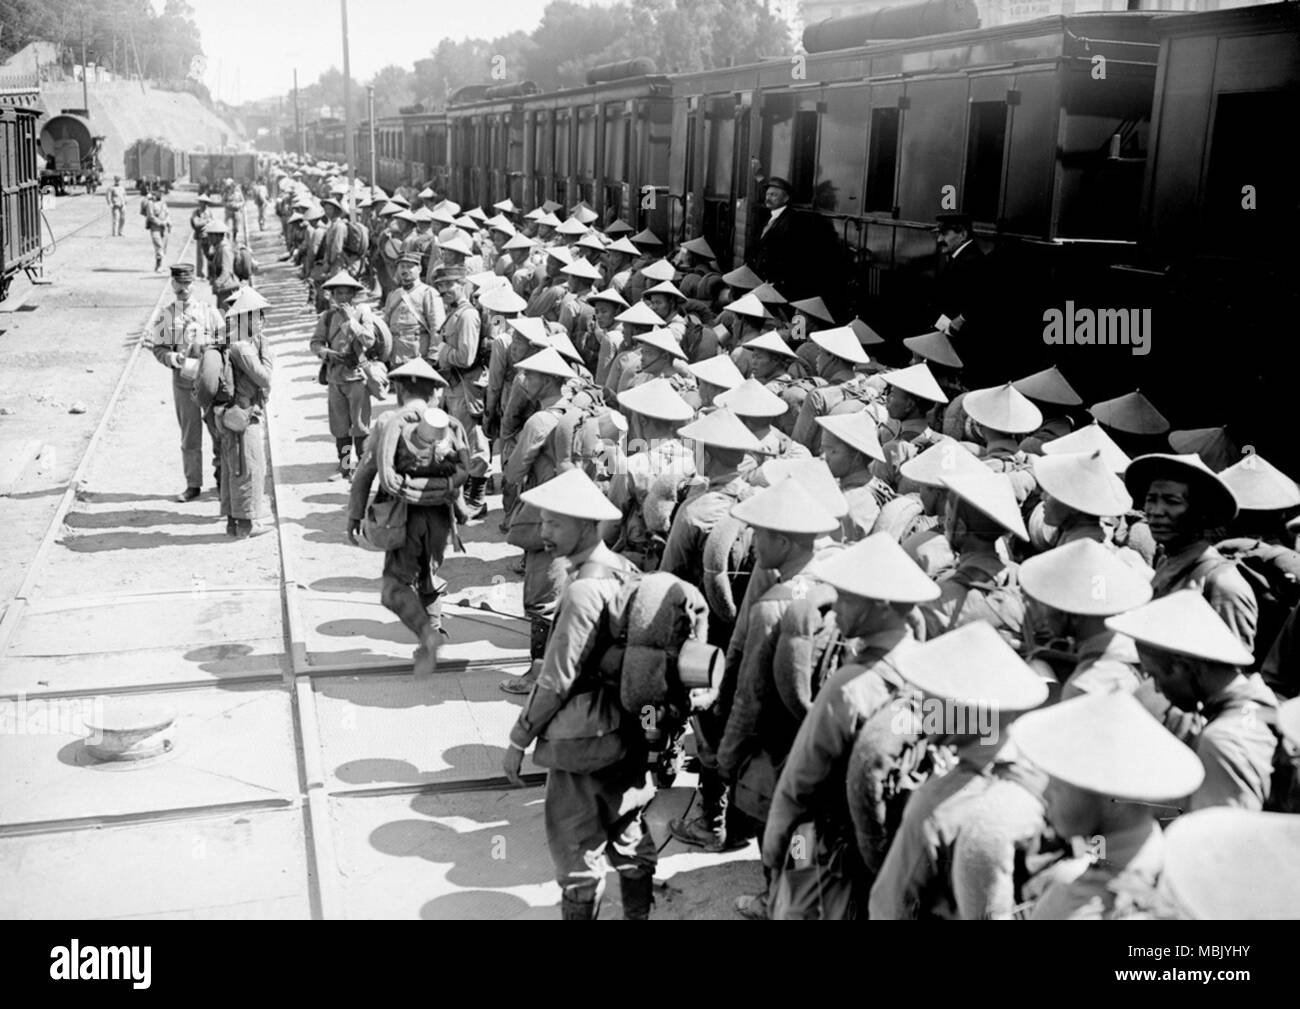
[592,322,624,388]
[1191,673,1279,812]
[310,304,376,384]
[791,369,869,451]
[950,765,1050,920]
[923,549,1024,648]
[152,298,225,388]
[1029,821,1164,920]
[509,542,640,756]
[503,398,568,492]
[436,299,484,389]
[1152,540,1259,654]
[716,569,818,783]
[1061,631,1143,700]
[838,468,889,543]
[762,630,918,870]
[867,742,1003,919]
[144,199,169,232]
[659,473,753,590]
[320,219,348,277]
[383,282,445,362]
[225,339,273,413]
[209,241,238,295]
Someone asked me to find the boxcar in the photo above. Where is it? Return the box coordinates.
[1,81,43,301]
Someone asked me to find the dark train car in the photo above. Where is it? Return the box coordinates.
[669,12,1160,343]
[404,109,449,195]
[188,151,259,191]
[1119,2,1300,471]
[1,81,44,301]
[447,69,671,230]
[38,110,104,193]
[124,139,188,193]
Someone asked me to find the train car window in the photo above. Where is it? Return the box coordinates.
[963,100,1007,222]
[555,113,571,178]
[646,100,672,186]
[865,106,900,213]
[705,98,735,199]
[577,107,596,179]
[791,108,819,206]
[816,87,866,213]
[760,93,795,184]
[1206,90,1289,256]
[604,104,627,181]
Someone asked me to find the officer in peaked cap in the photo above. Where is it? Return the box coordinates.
[869,622,1049,920]
[1011,691,1205,920]
[1107,590,1279,812]
[1125,453,1257,654]
[501,469,659,920]
[384,251,445,367]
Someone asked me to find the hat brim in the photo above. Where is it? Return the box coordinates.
[1124,457,1238,526]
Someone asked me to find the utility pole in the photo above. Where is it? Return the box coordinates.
[367,84,376,195]
[293,68,302,156]
[341,0,355,205]
[80,11,89,112]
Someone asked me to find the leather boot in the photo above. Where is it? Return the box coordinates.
[619,873,655,920]
[669,769,748,852]
[560,895,597,921]
[463,476,489,520]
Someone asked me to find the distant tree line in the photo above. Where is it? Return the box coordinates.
[0,0,204,86]
[273,0,794,122]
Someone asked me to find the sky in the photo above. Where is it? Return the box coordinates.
[185,0,574,104]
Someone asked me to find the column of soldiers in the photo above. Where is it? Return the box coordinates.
[274,162,1299,920]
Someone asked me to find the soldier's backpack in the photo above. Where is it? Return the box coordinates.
[344,219,369,258]
[195,347,235,412]
[232,246,254,281]
[549,385,619,483]
[368,311,394,363]
[924,563,1026,650]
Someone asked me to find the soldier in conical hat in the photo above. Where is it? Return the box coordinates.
[715,378,808,480]
[609,378,698,570]
[1158,807,1300,919]
[815,411,892,542]
[874,363,947,462]
[788,326,874,456]
[869,622,1049,920]
[1010,691,1206,920]
[759,534,941,918]
[662,407,767,856]
[920,469,1029,648]
[685,353,744,412]
[501,467,658,921]
[1107,590,1279,812]
[703,478,839,916]
[1125,453,1258,656]
[1019,538,1153,700]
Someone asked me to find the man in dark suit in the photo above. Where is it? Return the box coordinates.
[934,212,1004,383]
[752,177,838,304]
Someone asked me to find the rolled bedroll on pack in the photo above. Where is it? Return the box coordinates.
[701,513,755,627]
[771,583,841,720]
[619,572,711,713]
[801,0,980,53]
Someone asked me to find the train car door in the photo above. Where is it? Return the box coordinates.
[602,100,630,227]
[554,108,572,211]
[667,95,694,246]
[507,107,525,209]
[575,104,596,209]
[701,94,738,269]
[638,98,671,239]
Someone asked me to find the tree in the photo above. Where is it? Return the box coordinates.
[369,64,415,117]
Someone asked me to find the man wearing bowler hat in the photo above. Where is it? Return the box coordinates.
[752,175,834,302]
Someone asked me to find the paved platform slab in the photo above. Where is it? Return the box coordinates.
[0,807,312,919]
[0,682,299,828]
[311,667,539,790]
[0,588,287,695]
[323,784,763,920]
[300,592,529,670]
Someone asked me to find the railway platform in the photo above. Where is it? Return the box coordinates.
[0,193,761,920]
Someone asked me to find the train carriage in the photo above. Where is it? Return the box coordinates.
[446,68,671,231]
[669,12,1161,335]
[0,80,43,302]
